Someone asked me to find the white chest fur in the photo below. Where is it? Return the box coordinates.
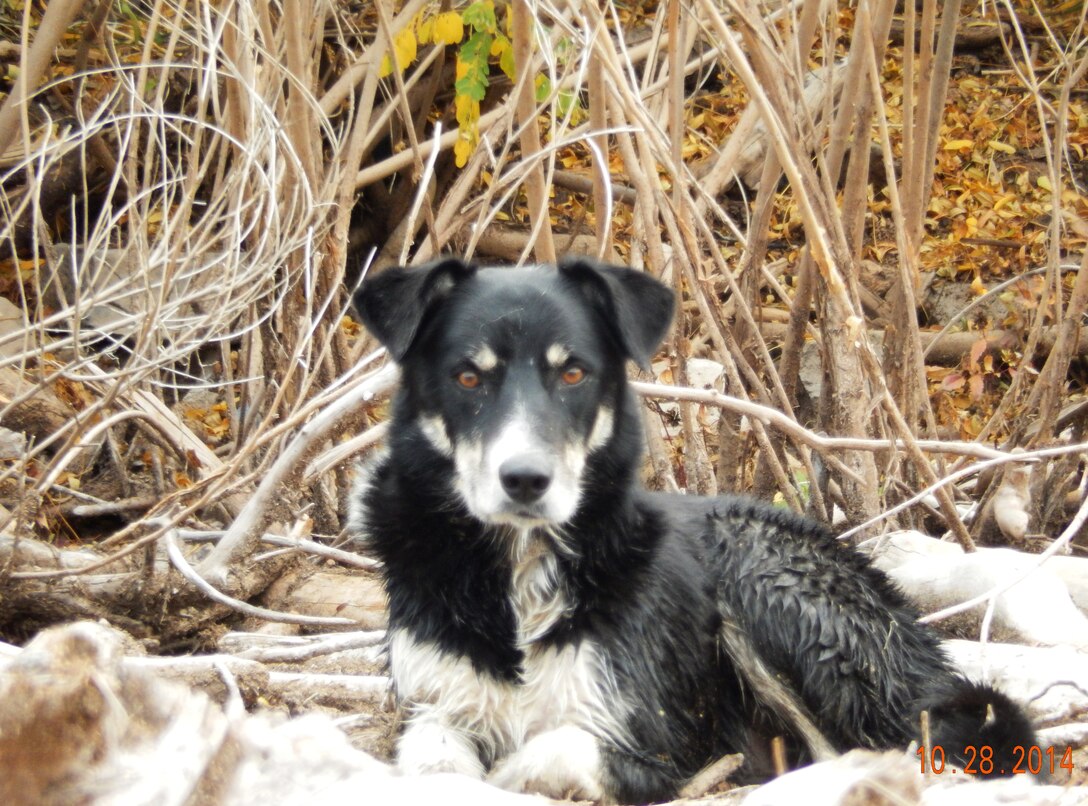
[391,629,622,760]
[391,532,628,771]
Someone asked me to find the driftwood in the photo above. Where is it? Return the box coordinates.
[549,169,637,206]
[0,529,386,636]
[946,640,1088,726]
[889,19,1011,51]
[260,567,388,632]
[216,629,384,662]
[128,654,390,711]
[195,363,397,590]
[676,753,747,800]
[0,622,545,806]
[863,530,1088,649]
[474,228,621,264]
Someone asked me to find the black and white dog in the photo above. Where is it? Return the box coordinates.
[352,257,1035,803]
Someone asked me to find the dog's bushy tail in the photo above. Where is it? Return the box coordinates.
[919,679,1037,777]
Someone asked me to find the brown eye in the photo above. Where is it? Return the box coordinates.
[561,366,586,385]
[456,370,480,389]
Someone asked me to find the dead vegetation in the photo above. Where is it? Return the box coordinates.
[1,0,1087,802]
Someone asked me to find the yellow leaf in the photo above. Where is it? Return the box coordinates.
[379,53,393,78]
[497,38,515,80]
[1037,175,1053,191]
[455,93,479,127]
[417,14,434,44]
[943,139,974,150]
[987,140,1015,154]
[391,27,417,73]
[433,11,463,45]
[454,137,474,168]
[970,276,987,296]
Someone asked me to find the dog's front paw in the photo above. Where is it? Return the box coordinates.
[488,726,605,800]
[398,717,485,779]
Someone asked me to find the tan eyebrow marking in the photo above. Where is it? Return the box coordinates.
[471,345,499,371]
[546,344,570,368]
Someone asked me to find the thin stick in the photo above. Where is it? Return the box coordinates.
[0,0,86,157]
[511,0,556,263]
[196,363,397,587]
[165,529,357,627]
[177,529,380,570]
[630,380,1014,461]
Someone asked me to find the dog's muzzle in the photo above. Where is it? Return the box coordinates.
[453,417,585,527]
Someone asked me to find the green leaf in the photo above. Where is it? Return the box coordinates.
[462,1,497,33]
[534,74,550,104]
[455,73,488,101]
[460,30,492,63]
[456,32,492,100]
[557,88,580,118]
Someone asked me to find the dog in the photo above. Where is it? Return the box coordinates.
[351,257,1036,803]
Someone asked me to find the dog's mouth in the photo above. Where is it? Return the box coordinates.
[488,504,555,529]
[474,489,561,528]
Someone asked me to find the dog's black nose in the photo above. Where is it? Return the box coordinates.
[499,456,553,504]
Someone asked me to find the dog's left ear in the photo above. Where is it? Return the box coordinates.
[558,257,674,369]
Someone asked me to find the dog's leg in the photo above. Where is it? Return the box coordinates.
[487,725,606,800]
[717,613,836,762]
[398,706,486,779]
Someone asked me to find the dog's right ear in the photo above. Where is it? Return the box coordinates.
[354,258,476,360]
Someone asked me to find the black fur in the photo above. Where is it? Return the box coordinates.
[352,258,1037,804]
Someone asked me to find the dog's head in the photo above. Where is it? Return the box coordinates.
[355,257,673,528]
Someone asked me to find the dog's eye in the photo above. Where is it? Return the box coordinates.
[456,370,481,389]
[560,365,586,385]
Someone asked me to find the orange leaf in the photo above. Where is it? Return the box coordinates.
[969,337,988,371]
[968,374,985,401]
[941,373,965,391]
